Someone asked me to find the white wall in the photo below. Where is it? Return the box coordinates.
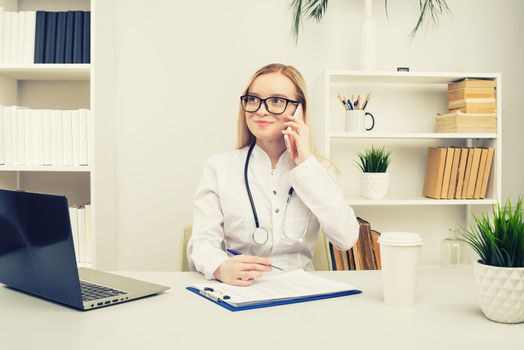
[110,0,524,270]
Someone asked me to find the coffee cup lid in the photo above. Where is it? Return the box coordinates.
[378,232,423,246]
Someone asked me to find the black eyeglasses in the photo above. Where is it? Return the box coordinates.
[240,95,299,115]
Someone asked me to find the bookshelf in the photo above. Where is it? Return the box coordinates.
[313,71,502,267]
[0,0,115,269]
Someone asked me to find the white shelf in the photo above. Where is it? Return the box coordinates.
[0,64,90,80]
[328,70,499,84]
[330,132,497,139]
[0,165,91,172]
[346,197,497,206]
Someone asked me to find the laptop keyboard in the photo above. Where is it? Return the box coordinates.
[80,281,127,301]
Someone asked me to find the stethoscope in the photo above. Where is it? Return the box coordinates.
[244,142,312,246]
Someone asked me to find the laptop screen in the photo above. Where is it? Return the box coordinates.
[0,189,84,309]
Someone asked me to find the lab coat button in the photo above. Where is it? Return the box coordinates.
[273,190,277,195]
[271,170,277,175]
[275,208,280,213]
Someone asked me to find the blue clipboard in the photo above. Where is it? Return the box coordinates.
[186,286,362,312]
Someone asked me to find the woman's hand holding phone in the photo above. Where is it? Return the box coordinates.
[282,104,312,165]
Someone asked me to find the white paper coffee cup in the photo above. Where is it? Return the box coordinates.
[378,232,423,307]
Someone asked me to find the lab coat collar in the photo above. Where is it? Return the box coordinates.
[251,143,294,170]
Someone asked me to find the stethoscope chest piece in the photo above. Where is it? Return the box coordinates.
[252,227,269,245]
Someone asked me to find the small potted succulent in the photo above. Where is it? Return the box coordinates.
[458,198,524,324]
[356,146,391,199]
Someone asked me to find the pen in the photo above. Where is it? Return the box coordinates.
[226,249,284,271]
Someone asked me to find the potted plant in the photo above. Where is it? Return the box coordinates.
[356,146,391,199]
[458,198,524,324]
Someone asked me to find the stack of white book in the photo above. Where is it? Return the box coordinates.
[69,204,92,264]
[0,105,90,167]
[0,7,36,64]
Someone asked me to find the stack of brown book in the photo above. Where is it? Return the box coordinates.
[437,78,497,133]
[328,217,381,270]
[435,111,496,133]
[448,78,497,114]
[422,146,494,199]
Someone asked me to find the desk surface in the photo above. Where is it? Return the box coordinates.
[0,267,521,350]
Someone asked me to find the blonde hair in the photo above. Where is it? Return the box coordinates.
[236,63,309,149]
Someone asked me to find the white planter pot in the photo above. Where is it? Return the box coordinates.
[474,261,524,323]
[361,172,389,199]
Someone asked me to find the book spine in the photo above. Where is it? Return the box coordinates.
[16,108,25,165]
[44,11,57,63]
[370,230,382,269]
[10,106,18,165]
[328,242,336,271]
[333,246,344,271]
[17,11,24,64]
[34,11,46,63]
[82,11,90,63]
[54,110,64,166]
[64,11,74,63]
[347,248,356,270]
[4,12,12,64]
[79,109,88,165]
[23,11,36,64]
[71,109,80,165]
[32,109,44,165]
[474,148,489,199]
[10,11,17,64]
[24,109,33,166]
[55,11,67,63]
[3,106,12,165]
[51,109,60,166]
[43,109,52,165]
[480,148,495,199]
[324,237,332,271]
[62,110,73,166]
[72,11,83,63]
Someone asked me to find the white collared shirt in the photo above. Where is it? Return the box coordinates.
[187,144,360,279]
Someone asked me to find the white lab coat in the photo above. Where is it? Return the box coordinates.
[187,144,360,279]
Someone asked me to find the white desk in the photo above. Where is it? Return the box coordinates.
[0,267,521,350]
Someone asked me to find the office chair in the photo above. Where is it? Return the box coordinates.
[179,225,330,271]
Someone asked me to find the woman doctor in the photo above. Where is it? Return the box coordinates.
[187,63,360,286]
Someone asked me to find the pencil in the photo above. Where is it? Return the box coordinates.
[337,94,348,110]
[362,92,371,110]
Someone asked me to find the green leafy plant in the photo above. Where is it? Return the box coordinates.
[356,146,391,173]
[458,198,524,268]
[289,0,450,42]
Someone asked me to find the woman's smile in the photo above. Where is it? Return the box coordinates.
[254,120,274,127]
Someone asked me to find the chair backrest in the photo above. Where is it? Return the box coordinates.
[179,225,193,271]
[179,226,331,271]
[312,230,330,271]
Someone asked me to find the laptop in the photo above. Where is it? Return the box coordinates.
[0,189,169,310]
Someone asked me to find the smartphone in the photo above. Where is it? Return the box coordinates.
[284,104,303,159]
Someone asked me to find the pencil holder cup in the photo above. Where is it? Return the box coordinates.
[345,110,375,132]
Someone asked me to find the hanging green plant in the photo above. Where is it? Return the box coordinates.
[289,0,450,42]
